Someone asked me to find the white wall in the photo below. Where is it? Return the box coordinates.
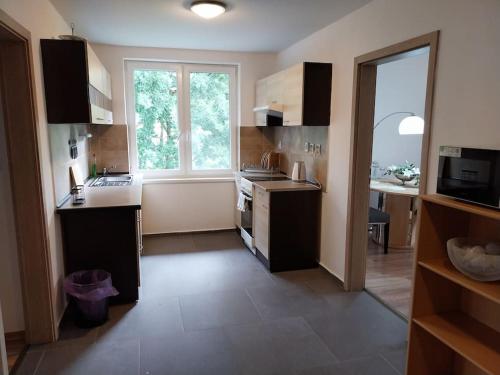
[276,0,500,280]
[142,181,235,234]
[0,92,24,332]
[0,0,71,325]
[372,51,429,171]
[91,43,276,233]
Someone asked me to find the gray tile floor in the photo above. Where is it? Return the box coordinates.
[16,231,408,375]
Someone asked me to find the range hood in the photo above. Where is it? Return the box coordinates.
[253,103,284,118]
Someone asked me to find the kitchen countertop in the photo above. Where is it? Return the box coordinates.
[56,174,143,212]
[253,180,321,192]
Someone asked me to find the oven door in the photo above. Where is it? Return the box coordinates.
[240,191,255,252]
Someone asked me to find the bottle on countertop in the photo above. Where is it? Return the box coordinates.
[91,154,97,178]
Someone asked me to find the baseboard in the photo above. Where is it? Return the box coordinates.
[255,248,270,270]
[4,331,24,344]
[318,262,345,289]
[4,330,27,373]
[143,227,237,236]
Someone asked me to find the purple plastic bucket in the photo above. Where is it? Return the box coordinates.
[64,270,119,327]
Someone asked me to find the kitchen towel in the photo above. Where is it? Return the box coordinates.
[237,192,248,212]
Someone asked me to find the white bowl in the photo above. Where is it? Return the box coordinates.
[447,238,500,282]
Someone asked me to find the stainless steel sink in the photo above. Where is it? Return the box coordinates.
[90,175,133,187]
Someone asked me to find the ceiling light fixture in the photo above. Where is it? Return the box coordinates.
[190,1,226,19]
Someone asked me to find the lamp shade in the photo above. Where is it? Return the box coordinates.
[191,1,226,19]
[398,115,424,135]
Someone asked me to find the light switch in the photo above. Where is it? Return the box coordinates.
[304,142,310,153]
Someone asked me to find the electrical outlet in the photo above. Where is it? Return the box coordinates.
[314,144,321,155]
[69,139,78,159]
[304,142,310,153]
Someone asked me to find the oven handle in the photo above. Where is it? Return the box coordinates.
[240,190,253,201]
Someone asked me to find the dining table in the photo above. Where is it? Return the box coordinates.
[370,178,419,249]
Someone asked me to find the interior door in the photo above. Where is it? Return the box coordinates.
[0,303,8,375]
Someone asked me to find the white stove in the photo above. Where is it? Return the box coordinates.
[238,172,288,253]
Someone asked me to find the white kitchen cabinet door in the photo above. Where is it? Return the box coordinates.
[91,104,113,124]
[282,63,304,126]
[255,78,267,126]
[265,70,284,106]
[255,78,267,107]
[253,186,270,259]
[104,69,112,99]
[87,44,112,100]
[87,45,104,93]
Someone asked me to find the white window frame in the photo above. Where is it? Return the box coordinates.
[125,60,237,179]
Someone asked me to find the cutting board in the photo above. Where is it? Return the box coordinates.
[70,164,84,186]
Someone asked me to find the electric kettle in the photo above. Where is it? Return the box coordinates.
[292,161,306,181]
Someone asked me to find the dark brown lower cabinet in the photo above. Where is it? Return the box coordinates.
[58,207,141,304]
[254,187,321,272]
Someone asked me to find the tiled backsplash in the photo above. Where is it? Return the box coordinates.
[49,124,90,206]
[89,124,129,174]
[49,124,129,207]
[240,126,329,189]
[239,127,274,169]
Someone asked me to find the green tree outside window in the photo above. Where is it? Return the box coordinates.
[133,68,231,171]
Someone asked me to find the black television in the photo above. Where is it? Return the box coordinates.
[437,146,500,209]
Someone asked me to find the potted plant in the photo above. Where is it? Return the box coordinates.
[385,161,420,185]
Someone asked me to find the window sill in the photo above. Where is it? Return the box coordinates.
[143,176,235,185]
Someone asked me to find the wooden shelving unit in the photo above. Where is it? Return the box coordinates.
[418,258,500,304]
[407,194,500,375]
[414,313,500,375]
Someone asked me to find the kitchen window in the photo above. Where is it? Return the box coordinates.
[125,61,237,178]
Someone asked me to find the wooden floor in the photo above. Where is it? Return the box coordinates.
[5,332,26,371]
[365,234,414,318]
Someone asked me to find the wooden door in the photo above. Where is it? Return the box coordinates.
[0,9,57,343]
[0,303,7,375]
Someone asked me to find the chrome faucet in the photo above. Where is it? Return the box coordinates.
[103,165,117,176]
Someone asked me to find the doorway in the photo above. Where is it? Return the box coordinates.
[0,86,26,371]
[0,8,58,371]
[364,48,430,317]
[345,32,440,315]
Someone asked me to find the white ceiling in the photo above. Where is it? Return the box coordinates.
[49,0,371,52]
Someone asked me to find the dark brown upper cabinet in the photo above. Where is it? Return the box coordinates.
[41,39,113,125]
[255,62,332,126]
